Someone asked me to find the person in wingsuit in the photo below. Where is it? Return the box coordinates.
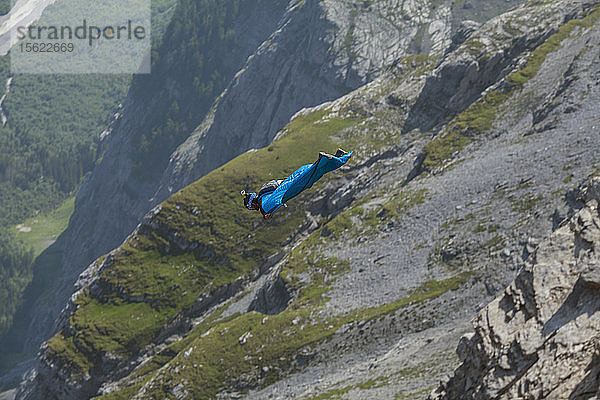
[242,149,352,220]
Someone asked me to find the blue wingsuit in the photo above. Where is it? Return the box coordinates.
[252,151,353,218]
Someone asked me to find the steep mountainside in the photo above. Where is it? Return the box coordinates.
[155,0,457,192]
[16,0,600,398]
[8,0,525,373]
[4,0,290,362]
[156,0,526,200]
[0,0,178,383]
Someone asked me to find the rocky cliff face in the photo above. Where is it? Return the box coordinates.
[16,0,600,398]
[155,0,526,195]
[154,0,461,193]
[8,0,525,366]
[430,177,600,399]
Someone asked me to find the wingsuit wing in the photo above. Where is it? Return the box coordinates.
[260,151,353,215]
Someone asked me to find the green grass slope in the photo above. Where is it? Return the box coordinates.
[44,106,358,385]
[11,197,74,258]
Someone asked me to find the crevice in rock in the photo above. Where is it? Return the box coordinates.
[541,278,588,337]
[492,353,539,400]
[403,152,425,186]
[568,346,600,399]
[248,272,293,315]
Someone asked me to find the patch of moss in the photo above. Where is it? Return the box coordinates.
[465,38,485,56]
[502,20,523,37]
[473,222,486,233]
[474,221,500,234]
[488,224,500,233]
[453,90,510,135]
[46,332,93,377]
[511,193,543,214]
[376,188,428,221]
[307,385,353,400]
[484,235,504,252]
[306,375,389,400]
[281,238,352,306]
[356,375,390,390]
[421,129,472,172]
[72,294,168,356]
[352,272,472,322]
[391,54,439,79]
[527,0,553,6]
[92,306,235,399]
[441,213,474,231]
[321,211,354,240]
[318,188,428,239]
[92,380,147,400]
[136,309,336,398]
[394,387,434,400]
[420,90,505,173]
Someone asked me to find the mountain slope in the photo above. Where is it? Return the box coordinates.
[8,0,526,374]
[0,0,178,381]
[17,0,600,398]
[154,0,457,193]
[4,0,290,364]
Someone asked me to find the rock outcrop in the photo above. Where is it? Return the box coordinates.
[430,177,600,399]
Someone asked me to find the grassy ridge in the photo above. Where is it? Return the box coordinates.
[45,108,357,380]
[421,5,600,173]
[506,6,600,89]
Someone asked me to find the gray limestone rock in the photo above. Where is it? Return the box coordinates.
[430,177,600,399]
